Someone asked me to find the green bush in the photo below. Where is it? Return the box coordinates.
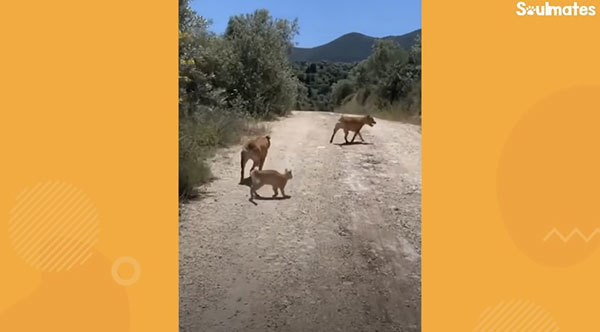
[220,10,300,116]
[334,34,421,121]
[292,36,421,118]
[178,3,297,197]
[292,61,356,111]
[331,79,355,106]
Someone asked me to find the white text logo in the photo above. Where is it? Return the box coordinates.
[516,1,596,16]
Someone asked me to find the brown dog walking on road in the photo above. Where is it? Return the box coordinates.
[329,115,376,144]
[240,135,271,184]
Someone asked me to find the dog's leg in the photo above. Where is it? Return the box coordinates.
[252,182,263,198]
[330,124,341,143]
[259,150,267,170]
[357,131,364,142]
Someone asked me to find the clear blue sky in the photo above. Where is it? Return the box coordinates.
[191,0,421,48]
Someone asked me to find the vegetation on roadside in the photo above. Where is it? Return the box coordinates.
[293,35,421,122]
[334,36,421,122]
[292,61,356,111]
[179,0,301,196]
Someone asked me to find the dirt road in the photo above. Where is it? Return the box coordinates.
[179,111,421,331]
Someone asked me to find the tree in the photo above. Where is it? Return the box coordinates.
[331,79,355,105]
[360,39,408,86]
[306,63,317,74]
[220,9,300,116]
[178,0,221,117]
[379,34,421,112]
[331,35,421,116]
[409,34,421,65]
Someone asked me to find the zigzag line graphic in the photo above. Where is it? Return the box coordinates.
[543,227,600,243]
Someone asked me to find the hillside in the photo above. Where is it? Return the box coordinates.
[291,29,421,63]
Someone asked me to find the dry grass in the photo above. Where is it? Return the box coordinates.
[239,118,270,142]
[179,112,270,198]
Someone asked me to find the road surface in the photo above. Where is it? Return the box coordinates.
[180,111,421,331]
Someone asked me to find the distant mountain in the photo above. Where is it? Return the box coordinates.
[290,29,421,63]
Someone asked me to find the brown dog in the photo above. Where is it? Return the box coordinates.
[240,135,271,183]
[329,115,376,144]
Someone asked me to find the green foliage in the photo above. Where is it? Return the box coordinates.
[291,35,421,117]
[293,61,357,111]
[179,3,299,196]
[351,39,408,89]
[331,79,355,106]
[331,34,421,119]
[379,62,420,105]
[220,10,300,116]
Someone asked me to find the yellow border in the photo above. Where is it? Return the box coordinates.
[0,1,177,331]
[424,1,600,330]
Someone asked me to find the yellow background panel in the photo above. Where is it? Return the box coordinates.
[3,0,600,331]
[424,0,600,331]
[0,1,177,331]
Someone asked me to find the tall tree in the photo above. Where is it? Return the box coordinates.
[220,9,300,116]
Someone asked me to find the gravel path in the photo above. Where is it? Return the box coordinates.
[180,111,421,331]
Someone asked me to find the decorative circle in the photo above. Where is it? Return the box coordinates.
[8,181,100,272]
[474,299,559,332]
[498,85,600,266]
[111,256,141,286]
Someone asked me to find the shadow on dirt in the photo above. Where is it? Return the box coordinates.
[185,190,217,202]
[334,142,374,146]
[238,177,252,187]
[253,195,291,200]
[248,195,292,205]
